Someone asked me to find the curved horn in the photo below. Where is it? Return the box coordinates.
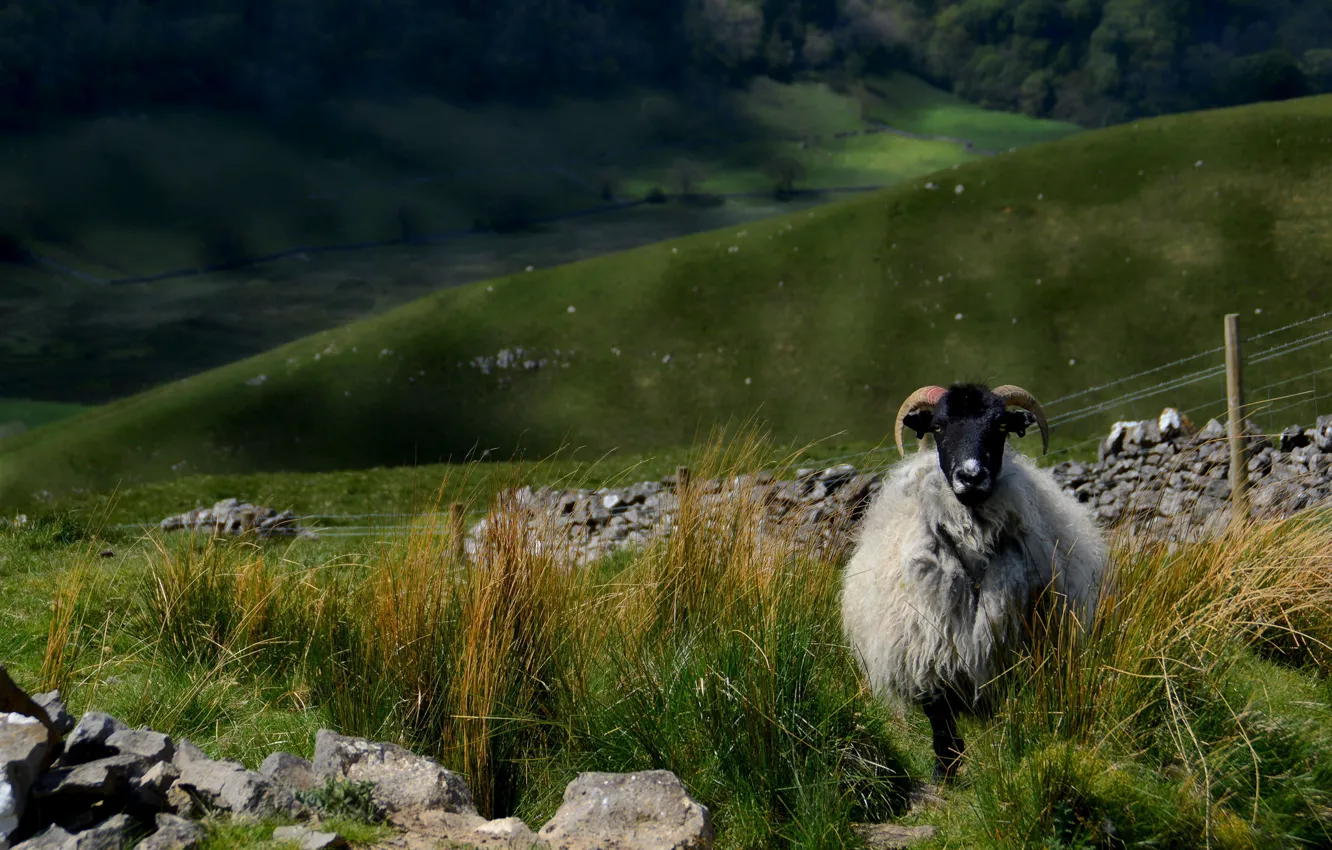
[895,386,946,457]
[993,385,1050,455]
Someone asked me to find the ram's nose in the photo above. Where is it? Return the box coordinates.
[952,460,991,501]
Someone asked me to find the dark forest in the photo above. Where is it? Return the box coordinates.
[1,0,1327,129]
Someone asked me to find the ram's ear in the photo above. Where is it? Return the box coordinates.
[1002,409,1037,438]
[902,410,934,439]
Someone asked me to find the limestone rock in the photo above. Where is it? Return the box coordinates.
[538,770,712,850]
[170,740,208,770]
[851,823,939,849]
[132,761,181,810]
[136,814,204,850]
[12,814,134,850]
[260,752,318,795]
[28,695,73,738]
[62,715,129,766]
[105,730,173,765]
[271,825,347,849]
[170,754,283,817]
[158,499,312,539]
[312,730,475,818]
[32,754,152,802]
[0,669,57,750]
[2,714,52,846]
[471,817,545,848]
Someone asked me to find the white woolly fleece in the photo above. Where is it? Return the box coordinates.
[840,447,1107,705]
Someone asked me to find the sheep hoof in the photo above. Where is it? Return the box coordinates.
[932,760,963,785]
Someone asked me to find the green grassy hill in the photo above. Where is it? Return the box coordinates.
[2,96,1330,510]
[0,74,1078,404]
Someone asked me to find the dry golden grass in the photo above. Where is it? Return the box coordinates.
[41,429,1332,847]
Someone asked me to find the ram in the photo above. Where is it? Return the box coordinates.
[841,383,1107,780]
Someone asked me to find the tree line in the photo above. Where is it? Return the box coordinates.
[0,0,1327,130]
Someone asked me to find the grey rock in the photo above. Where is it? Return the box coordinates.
[29,694,74,737]
[852,823,939,849]
[260,752,318,795]
[132,761,181,809]
[1280,425,1310,452]
[158,499,312,539]
[32,754,151,801]
[13,814,134,850]
[271,826,347,849]
[106,729,174,764]
[9,825,75,850]
[1196,419,1226,442]
[136,814,204,850]
[538,770,712,850]
[475,817,539,842]
[170,739,208,770]
[62,714,129,765]
[1,713,52,844]
[313,730,475,817]
[1157,489,1197,518]
[1202,479,1231,500]
[170,754,282,817]
[466,816,546,849]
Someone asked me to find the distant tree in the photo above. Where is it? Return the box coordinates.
[1019,68,1056,115]
[1221,49,1309,104]
[671,157,708,197]
[595,167,624,202]
[801,25,837,68]
[687,0,765,73]
[766,155,807,199]
[1301,48,1332,92]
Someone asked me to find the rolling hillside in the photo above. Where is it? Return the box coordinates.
[2,96,1329,510]
[0,74,1078,406]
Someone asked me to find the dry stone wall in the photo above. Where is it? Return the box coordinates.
[475,411,1332,563]
[142,413,1332,558]
[1050,410,1332,540]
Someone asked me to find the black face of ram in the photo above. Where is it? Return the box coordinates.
[903,384,1036,507]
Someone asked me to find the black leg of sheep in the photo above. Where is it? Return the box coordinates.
[920,692,965,782]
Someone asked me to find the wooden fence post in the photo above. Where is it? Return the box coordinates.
[1224,313,1250,528]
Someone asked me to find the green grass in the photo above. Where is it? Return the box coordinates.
[3,95,1331,511]
[3,431,1331,849]
[0,73,1073,404]
[0,399,86,438]
[856,73,1083,152]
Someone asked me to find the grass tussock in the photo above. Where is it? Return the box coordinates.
[36,431,1332,848]
[959,517,1332,848]
[65,428,909,848]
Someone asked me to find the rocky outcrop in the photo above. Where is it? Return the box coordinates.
[0,666,747,849]
[157,499,313,539]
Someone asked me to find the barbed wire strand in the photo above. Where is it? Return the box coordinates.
[1047,326,1332,428]
[1042,308,1332,411]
